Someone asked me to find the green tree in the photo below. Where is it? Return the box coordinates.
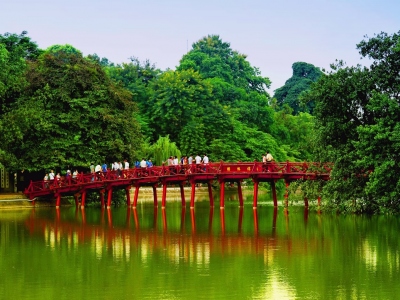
[304,31,400,213]
[0,31,41,112]
[274,62,323,114]
[147,69,213,144]
[105,57,161,138]
[0,46,142,171]
[148,135,181,166]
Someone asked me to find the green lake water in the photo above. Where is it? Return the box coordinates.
[0,192,399,299]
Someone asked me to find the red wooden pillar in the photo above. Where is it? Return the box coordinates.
[81,190,87,208]
[253,180,259,208]
[179,182,186,207]
[99,189,105,207]
[238,207,243,233]
[284,180,289,208]
[190,182,196,208]
[219,181,225,209]
[133,208,139,229]
[220,208,225,235]
[207,181,214,207]
[253,208,259,235]
[162,182,167,208]
[125,185,131,206]
[81,208,86,225]
[107,208,112,226]
[152,184,158,207]
[74,193,79,207]
[55,193,61,208]
[162,208,167,231]
[133,185,140,208]
[237,181,243,207]
[317,195,321,206]
[304,196,309,207]
[106,188,113,208]
[271,180,278,207]
[208,207,214,231]
[190,208,196,234]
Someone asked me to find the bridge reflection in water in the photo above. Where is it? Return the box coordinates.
[25,204,320,264]
[24,161,332,209]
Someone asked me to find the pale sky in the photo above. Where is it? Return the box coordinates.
[1,0,399,92]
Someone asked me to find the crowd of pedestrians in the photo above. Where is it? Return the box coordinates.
[42,151,276,187]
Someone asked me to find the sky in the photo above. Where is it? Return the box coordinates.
[1,0,399,93]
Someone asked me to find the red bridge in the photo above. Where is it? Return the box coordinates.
[24,161,332,209]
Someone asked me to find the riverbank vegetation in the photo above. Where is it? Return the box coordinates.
[0,30,399,213]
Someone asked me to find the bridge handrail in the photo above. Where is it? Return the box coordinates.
[24,161,333,196]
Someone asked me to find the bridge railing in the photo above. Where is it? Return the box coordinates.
[24,161,333,196]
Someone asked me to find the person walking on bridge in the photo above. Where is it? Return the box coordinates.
[265,151,274,172]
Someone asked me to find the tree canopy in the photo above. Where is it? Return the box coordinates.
[0,36,142,171]
[274,62,322,114]
[303,31,400,213]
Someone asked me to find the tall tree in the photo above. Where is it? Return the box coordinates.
[0,45,142,171]
[274,62,322,114]
[0,31,42,112]
[105,57,162,138]
[304,31,400,213]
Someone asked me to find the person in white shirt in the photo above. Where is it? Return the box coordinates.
[195,155,202,164]
[140,159,147,168]
[266,152,273,162]
[95,164,102,180]
[202,155,209,164]
[265,151,274,172]
[124,159,129,169]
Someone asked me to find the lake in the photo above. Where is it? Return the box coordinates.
[0,191,399,299]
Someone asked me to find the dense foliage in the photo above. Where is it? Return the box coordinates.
[106,35,314,162]
[304,31,400,214]
[274,62,322,114]
[0,35,142,172]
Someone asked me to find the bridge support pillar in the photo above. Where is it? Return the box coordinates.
[81,190,87,208]
[162,208,167,232]
[125,185,131,206]
[237,181,243,207]
[219,181,225,209]
[190,182,196,208]
[271,180,278,207]
[55,193,61,208]
[99,189,105,207]
[304,197,309,207]
[220,209,225,235]
[190,208,196,233]
[179,182,185,207]
[253,180,259,208]
[74,193,79,207]
[207,181,214,207]
[133,208,139,228]
[107,188,113,209]
[152,184,158,207]
[133,185,140,208]
[161,183,167,208]
[253,208,258,234]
